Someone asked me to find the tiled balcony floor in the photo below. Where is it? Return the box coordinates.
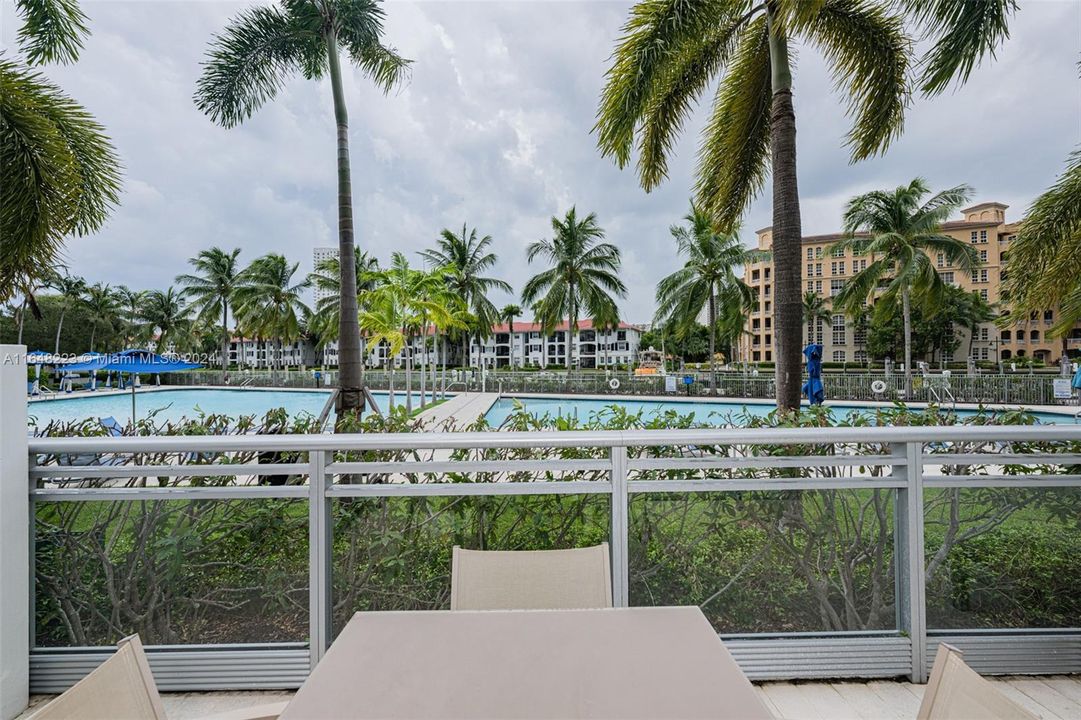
[17,676,1081,719]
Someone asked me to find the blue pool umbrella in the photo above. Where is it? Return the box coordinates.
[65,349,201,422]
[802,343,824,406]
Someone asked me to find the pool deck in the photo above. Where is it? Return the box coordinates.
[18,676,1081,719]
[416,392,499,429]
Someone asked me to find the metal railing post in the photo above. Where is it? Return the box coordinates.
[893,440,927,682]
[609,445,629,607]
[27,455,36,654]
[308,450,332,669]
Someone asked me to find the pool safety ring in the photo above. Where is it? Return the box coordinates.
[870,379,887,394]
[609,378,621,390]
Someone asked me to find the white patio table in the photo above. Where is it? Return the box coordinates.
[280,606,773,719]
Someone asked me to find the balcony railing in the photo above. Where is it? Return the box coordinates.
[26,425,1081,692]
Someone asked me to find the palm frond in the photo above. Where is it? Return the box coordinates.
[902,0,1017,96]
[14,0,89,65]
[194,5,316,128]
[807,0,910,161]
[694,14,772,231]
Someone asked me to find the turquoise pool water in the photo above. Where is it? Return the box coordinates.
[28,388,435,427]
[484,396,1075,426]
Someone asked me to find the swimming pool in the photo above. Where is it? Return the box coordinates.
[484,396,1076,426]
[28,388,436,427]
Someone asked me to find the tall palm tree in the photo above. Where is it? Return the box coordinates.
[139,288,190,353]
[655,205,759,391]
[421,224,512,368]
[499,304,522,369]
[595,1,909,410]
[49,273,86,354]
[522,208,627,373]
[176,247,242,371]
[196,0,409,415]
[1,1,121,300]
[831,179,980,398]
[82,282,119,352]
[307,248,380,345]
[234,254,311,370]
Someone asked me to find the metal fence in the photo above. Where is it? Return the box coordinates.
[26,424,1081,691]
[162,369,1077,406]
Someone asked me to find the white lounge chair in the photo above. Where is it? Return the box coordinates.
[28,635,288,720]
[917,643,1037,720]
[450,543,612,610]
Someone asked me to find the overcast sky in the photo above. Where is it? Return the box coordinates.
[4,0,1080,321]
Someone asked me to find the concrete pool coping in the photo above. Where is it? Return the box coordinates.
[494,391,1081,419]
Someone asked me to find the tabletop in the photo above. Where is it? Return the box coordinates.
[281,606,773,719]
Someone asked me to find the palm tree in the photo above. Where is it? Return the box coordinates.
[831,179,980,398]
[176,247,242,372]
[234,254,311,370]
[360,254,453,413]
[307,249,380,345]
[49,273,86,354]
[139,288,190,353]
[1,2,121,300]
[595,1,909,410]
[499,304,522,369]
[591,302,621,372]
[1002,149,1081,339]
[114,286,148,347]
[421,224,512,368]
[82,282,119,352]
[655,205,759,391]
[196,0,409,415]
[522,208,627,373]
[803,291,833,331]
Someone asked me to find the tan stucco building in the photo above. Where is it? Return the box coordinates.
[737,202,1081,366]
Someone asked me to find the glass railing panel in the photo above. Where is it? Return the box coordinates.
[34,498,309,647]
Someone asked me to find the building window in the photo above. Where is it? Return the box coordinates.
[815,247,823,259]
[936,253,944,267]
[764,284,771,296]
[832,350,846,362]
[806,248,813,260]
[752,319,760,330]
[854,350,868,363]
[752,269,760,282]
[831,315,846,345]
[764,301,771,312]
[830,279,845,296]
[979,249,987,262]
[970,231,978,244]
[831,261,845,275]
[807,263,814,277]
[942,272,954,284]
[831,247,844,258]
[981,269,988,283]
[1001,330,1011,342]
[764,268,771,279]
[980,230,988,243]
[815,263,823,277]
[1030,330,1039,341]
[1044,310,1054,324]
[815,280,823,293]
[979,289,988,301]
[765,351,772,362]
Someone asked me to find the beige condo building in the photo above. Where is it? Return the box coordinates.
[737,202,1081,367]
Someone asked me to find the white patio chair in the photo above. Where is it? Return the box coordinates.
[28,634,288,720]
[917,643,1037,720]
[450,543,612,610]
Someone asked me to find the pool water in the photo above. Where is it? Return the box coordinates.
[483,396,1074,426]
[28,388,436,427]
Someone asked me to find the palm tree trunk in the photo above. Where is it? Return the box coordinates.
[902,286,913,399]
[708,288,717,393]
[221,299,229,373]
[90,323,97,352]
[325,31,364,418]
[405,337,413,414]
[16,299,26,345]
[55,310,66,354]
[766,6,803,412]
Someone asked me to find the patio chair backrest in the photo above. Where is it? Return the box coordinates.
[100,416,124,436]
[450,543,612,611]
[917,643,1037,720]
[29,635,167,720]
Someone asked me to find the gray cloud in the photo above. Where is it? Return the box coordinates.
[3,0,1079,321]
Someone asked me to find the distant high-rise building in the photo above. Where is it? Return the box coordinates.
[312,247,339,305]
